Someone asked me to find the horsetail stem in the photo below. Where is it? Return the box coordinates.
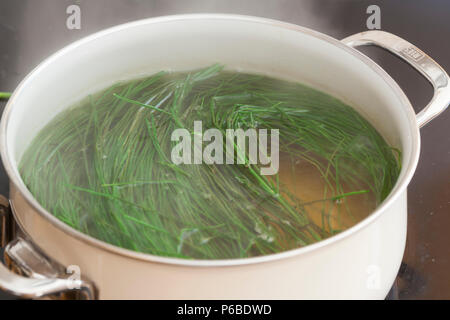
[0,92,11,99]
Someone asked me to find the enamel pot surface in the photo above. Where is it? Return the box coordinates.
[0,15,449,299]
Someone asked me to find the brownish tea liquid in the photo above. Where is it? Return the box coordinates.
[277,154,377,233]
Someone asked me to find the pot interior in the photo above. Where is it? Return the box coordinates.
[3,15,418,214]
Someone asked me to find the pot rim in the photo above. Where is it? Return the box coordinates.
[0,13,420,267]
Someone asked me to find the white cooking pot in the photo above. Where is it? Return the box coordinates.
[0,14,449,299]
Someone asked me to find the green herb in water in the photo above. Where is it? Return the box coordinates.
[19,64,401,259]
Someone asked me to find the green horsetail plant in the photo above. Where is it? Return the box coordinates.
[19,64,401,259]
[0,92,11,99]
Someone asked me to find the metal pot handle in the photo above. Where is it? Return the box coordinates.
[0,239,96,299]
[0,197,96,299]
[341,30,450,128]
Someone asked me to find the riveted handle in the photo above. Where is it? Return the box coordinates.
[342,30,450,128]
[0,260,93,299]
[0,199,97,299]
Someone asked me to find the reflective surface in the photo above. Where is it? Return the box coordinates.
[0,0,449,299]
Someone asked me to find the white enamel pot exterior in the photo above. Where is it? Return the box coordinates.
[1,15,449,299]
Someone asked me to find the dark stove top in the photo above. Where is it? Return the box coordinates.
[0,0,449,300]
